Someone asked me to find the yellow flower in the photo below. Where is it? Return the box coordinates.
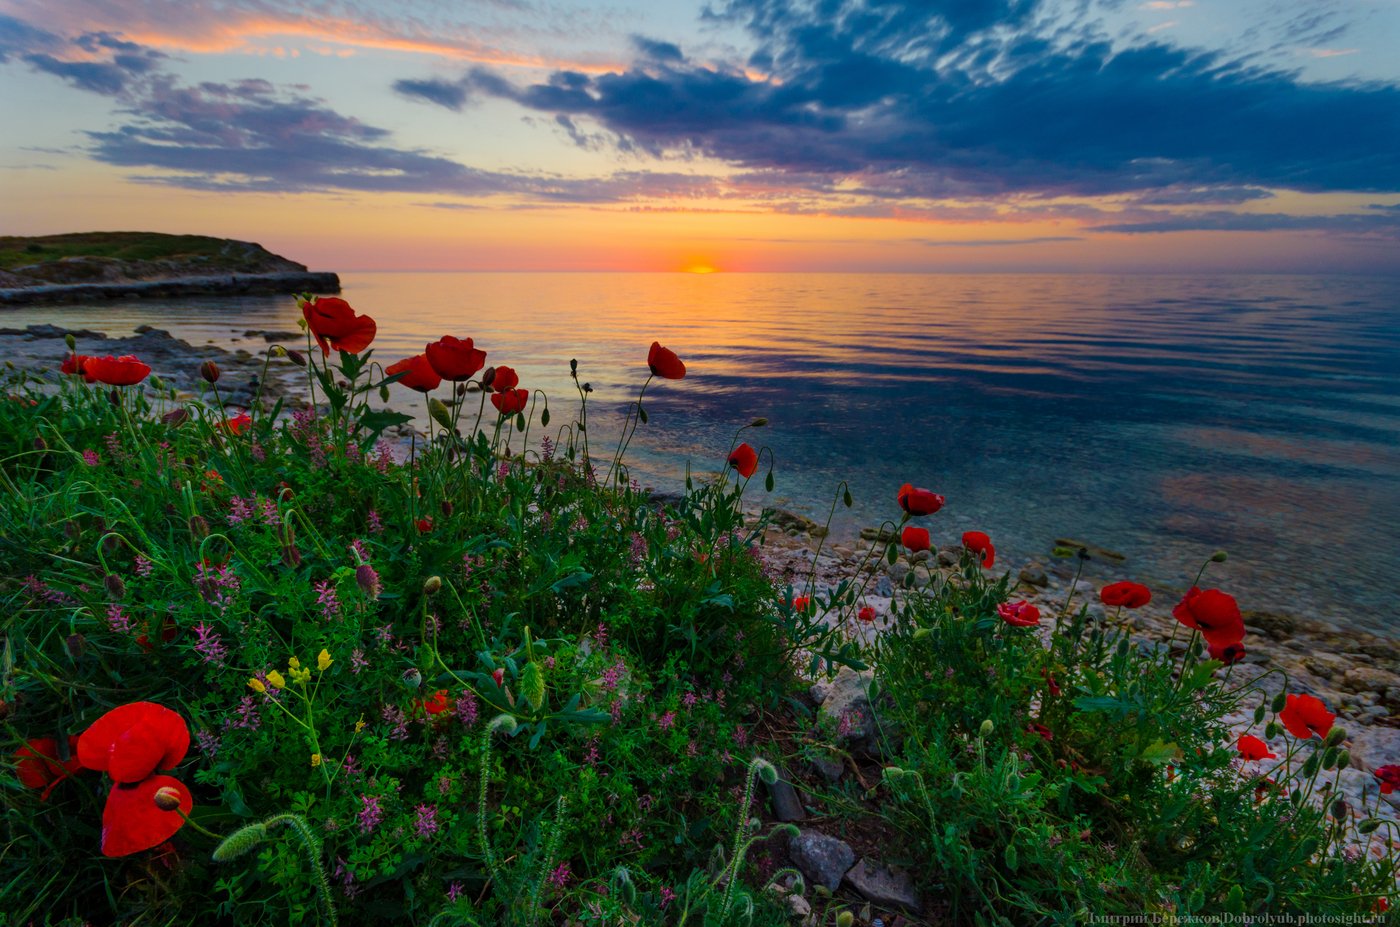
[354,718,366,734]
[310,753,322,768]
[289,655,301,670]
[247,677,266,694]
[266,670,286,689]
[318,649,333,671]
[292,667,312,686]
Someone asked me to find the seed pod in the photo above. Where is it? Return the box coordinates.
[1331,798,1348,820]
[401,667,422,690]
[200,360,221,383]
[103,573,126,600]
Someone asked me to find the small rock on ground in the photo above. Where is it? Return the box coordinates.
[788,829,855,891]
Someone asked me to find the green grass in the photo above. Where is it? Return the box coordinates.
[0,232,287,273]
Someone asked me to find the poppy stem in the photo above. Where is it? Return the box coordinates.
[174,808,226,841]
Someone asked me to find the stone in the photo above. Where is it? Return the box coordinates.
[1339,666,1400,698]
[810,753,845,783]
[876,576,894,598]
[766,768,806,822]
[1018,564,1049,588]
[788,830,855,891]
[1346,725,1400,771]
[813,666,877,748]
[860,526,897,543]
[844,858,923,914]
[1052,537,1126,562]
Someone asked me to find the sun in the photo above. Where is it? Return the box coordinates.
[682,262,718,274]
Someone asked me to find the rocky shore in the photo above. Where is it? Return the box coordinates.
[0,271,341,306]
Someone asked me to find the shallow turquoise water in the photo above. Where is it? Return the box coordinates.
[15,272,1400,633]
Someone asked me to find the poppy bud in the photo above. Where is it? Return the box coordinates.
[428,398,453,430]
[1336,749,1350,770]
[102,534,124,558]
[67,633,86,658]
[481,366,496,388]
[281,543,302,569]
[1210,550,1229,563]
[570,358,578,375]
[979,719,994,737]
[750,418,768,427]
[457,383,469,397]
[491,667,505,688]
[33,436,47,451]
[200,360,221,383]
[1324,727,1347,748]
[153,786,184,811]
[104,573,126,599]
[583,382,593,393]
[109,389,122,406]
[161,408,189,427]
[285,349,307,367]
[151,377,166,392]
[440,500,453,517]
[422,575,442,596]
[836,913,853,927]
[212,821,270,861]
[1270,692,1288,713]
[65,333,76,351]
[188,515,210,538]
[276,482,294,502]
[401,668,422,689]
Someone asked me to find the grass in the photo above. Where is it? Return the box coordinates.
[0,232,291,273]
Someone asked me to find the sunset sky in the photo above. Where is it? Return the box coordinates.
[2,0,1398,273]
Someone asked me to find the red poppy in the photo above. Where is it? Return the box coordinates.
[84,355,152,387]
[647,341,686,379]
[101,774,192,857]
[858,606,876,623]
[962,531,995,569]
[1278,693,1336,740]
[1375,898,1389,915]
[1237,734,1277,761]
[491,388,529,416]
[998,601,1040,627]
[1027,723,1054,742]
[491,668,506,688]
[1041,669,1062,697]
[1172,587,1244,647]
[220,412,252,435]
[1372,765,1400,795]
[1209,641,1246,664]
[416,517,433,533]
[60,354,92,377]
[792,595,811,613]
[728,443,758,479]
[901,526,931,552]
[417,689,451,716]
[386,354,441,393]
[425,335,486,381]
[14,736,84,800]
[78,701,190,784]
[1100,581,1151,609]
[896,483,944,516]
[301,297,377,356]
[490,365,519,392]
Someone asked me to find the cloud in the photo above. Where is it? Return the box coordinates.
[431,0,1399,208]
[631,35,683,63]
[1092,210,1400,234]
[1,15,167,95]
[393,77,472,111]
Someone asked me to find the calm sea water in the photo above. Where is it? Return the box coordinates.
[18,273,1400,634]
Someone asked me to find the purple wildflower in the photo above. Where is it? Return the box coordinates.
[455,689,479,727]
[381,704,409,741]
[227,496,253,525]
[192,621,228,665]
[358,794,383,834]
[134,555,153,577]
[548,862,571,889]
[82,449,100,466]
[315,579,341,620]
[367,509,383,534]
[195,730,220,759]
[350,648,368,674]
[414,803,440,839]
[105,603,134,634]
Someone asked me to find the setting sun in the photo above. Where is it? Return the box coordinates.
[682,263,718,274]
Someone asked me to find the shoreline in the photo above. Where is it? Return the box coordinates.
[0,271,340,306]
[5,321,1396,828]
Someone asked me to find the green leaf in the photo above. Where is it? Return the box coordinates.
[1138,738,1182,766]
[549,570,593,593]
[357,409,413,444]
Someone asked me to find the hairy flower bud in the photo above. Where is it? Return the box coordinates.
[161,408,189,427]
[285,349,307,367]
[422,575,442,596]
[153,786,184,811]
[103,573,126,600]
[64,333,76,351]
[979,719,994,737]
[33,436,47,452]
[188,515,210,539]
[1210,550,1229,563]
[355,563,381,599]
[750,418,768,427]
[200,360,221,384]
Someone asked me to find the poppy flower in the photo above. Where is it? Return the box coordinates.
[858,606,876,623]
[647,341,686,379]
[60,354,92,377]
[901,526,931,553]
[728,443,759,479]
[1375,898,1389,915]
[1376,765,1400,795]
[100,774,192,857]
[220,412,252,435]
[792,595,811,613]
[78,701,190,784]
[386,354,442,393]
[1237,734,1277,761]
[1027,723,1054,742]
[491,388,529,416]
[1172,587,1244,647]
[84,355,152,387]
[416,517,433,533]
[491,668,506,688]
[490,365,519,392]
[998,601,1040,627]
[425,335,486,381]
[897,483,944,516]
[14,736,84,800]
[417,689,451,716]
[1279,693,1336,740]
[1040,669,1062,697]
[1209,641,1246,664]
[301,297,377,356]
[962,531,995,568]
[1100,581,1151,609]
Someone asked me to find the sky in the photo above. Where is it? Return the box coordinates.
[1,0,1398,273]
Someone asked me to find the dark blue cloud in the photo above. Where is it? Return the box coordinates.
[1092,211,1400,234]
[393,77,471,111]
[2,16,167,95]
[631,35,683,62]
[414,0,1400,207]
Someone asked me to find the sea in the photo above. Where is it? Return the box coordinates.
[17,272,1400,635]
